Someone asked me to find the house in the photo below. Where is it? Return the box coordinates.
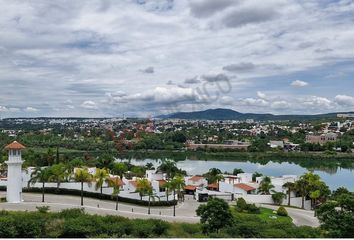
[269,140,284,149]
[306,133,337,145]
[184,175,208,195]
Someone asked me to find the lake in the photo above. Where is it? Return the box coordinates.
[119,158,354,191]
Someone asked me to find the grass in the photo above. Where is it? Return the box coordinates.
[232,207,292,224]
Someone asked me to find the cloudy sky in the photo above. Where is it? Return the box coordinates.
[1,0,354,118]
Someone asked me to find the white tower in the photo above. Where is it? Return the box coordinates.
[5,141,25,203]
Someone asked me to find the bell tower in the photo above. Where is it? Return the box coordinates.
[5,141,25,203]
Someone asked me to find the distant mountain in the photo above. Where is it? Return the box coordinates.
[156,108,346,121]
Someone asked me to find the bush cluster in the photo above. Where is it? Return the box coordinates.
[235,198,260,214]
[0,209,170,238]
[277,206,288,217]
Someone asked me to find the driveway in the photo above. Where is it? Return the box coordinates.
[260,204,320,227]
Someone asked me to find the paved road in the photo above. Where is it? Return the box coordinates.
[0,192,200,223]
[0,192,319,227]
[260,204,320,227]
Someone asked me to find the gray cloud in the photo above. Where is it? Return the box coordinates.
[184,76,201,84]
[189,0,235,18]
[223,62,257,72]
[140,66,154,74]
[202,73,230,82]
[222,6,278,28]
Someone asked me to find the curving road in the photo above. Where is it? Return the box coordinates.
[0,192,200,223]
[260,204,320,227]
[0,192,320,227]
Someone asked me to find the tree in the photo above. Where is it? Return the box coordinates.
[232,168,244,176]
[28,167,51,202]
[317,192,354,237]
[73,168,92,206]
[272,192,286,205]
[136,178,152,200]
[204,168,223,186]
[145,162,155,170]
[196,198,234,233]
[109,177,122,211]
[283,182,296,206]
[252,172,263,182]
[157,160,177,179]
[48,163,67,190]
[295,178,307,209]
[96,153,114,169]
[258,176,274,195]
[172,175,185,202]
[111,163,128,179]
[94,168,111,199]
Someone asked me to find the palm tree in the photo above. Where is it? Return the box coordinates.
[147,190,160,215]
[283,182,296,206]
[94,168,111,199]
[170,178,177,216]
[109,177,122,211]
[136,178,152,200]
[73,168,92,206]
[258,176,274,195]
[28,167,51,202]
[295,178,307,209]
[157,160,177,179]
[173,175,186,202]
[48,163,67,190]
[164,180,172,201]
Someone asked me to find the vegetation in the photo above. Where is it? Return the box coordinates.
[277,206,288,217]
[317,188,354,238]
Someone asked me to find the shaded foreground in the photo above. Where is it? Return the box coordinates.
[0,208,322,238]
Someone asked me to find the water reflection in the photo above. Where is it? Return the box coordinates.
[119,158,354,191]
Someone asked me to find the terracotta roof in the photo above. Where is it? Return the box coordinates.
[189,175,205,182]
[110,177,125,186]
[208,182,219,189]
[184,185,197,191]
[157,179,167,187]
[4,141,25,150]
[234,183,256,191]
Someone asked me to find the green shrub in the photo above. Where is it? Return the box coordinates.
[277,206,288,216]
[247,203,261,214]
[236,197,248,212]
[36,206,50,213]
[0,217,17,237]
[58,208,85,218]
[12,214,45,237]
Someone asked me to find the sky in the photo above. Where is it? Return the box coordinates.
[1,0,354,118]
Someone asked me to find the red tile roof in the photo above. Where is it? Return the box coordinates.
[184,185,197,191]
[234,183,256,191]
[208,182,219,189]
[157,179,167,187]
[189,175,205,182]
[5,141,25,150]
[110,177,125,186]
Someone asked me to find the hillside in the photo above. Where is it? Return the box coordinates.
[157,108,342,121]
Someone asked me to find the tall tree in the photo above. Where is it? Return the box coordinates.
[28,167,51,202]
[258,176,274,195]
[283,182,296,206]
[73,168,92,206]
[196,198,234,233]
[172,175,185,202]
[295,178,308,209]
[157,160,177,179]
[94,168,111,198]
[109,177,122,211]
[136,178,152,200]
[111,162,128,179]
[48,163,67,190]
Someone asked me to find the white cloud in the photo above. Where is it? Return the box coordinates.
[80,100,98,110]
[291,80,309,87]
[334,95,354,106]
[24,107,39,112]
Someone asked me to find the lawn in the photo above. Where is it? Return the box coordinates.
[232,207,292,224]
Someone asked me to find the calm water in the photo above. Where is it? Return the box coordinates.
[119,159,354,191]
